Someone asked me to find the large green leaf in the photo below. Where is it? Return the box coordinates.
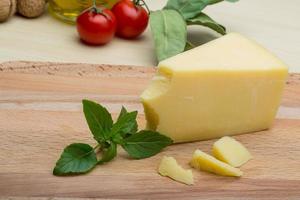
[53,143,98,176]
[82,100,113,142]
[122,130,173,159]
[150,10,187,62]
[187,12,226,35]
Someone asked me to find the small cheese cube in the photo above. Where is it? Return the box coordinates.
[158,156,194,185]
[213,136,252,167]
[190,150,243,177]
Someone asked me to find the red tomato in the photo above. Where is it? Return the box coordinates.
[76,7,117,45]
[112,0,149,39]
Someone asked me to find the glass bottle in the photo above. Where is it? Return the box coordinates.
[48,0,118,24]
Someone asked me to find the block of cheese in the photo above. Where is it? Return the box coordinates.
[158,156,194,185]
[141,33,288,143]
[213,136,252,167]
[190,150,243,177]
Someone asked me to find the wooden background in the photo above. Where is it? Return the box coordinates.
[0,61,300,199]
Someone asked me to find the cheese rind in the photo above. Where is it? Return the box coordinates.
[190,150,243,177]
[141,33,288,143]
[158,156,194,185]
[213,136,252,167]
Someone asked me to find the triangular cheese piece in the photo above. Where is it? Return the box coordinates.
[141,33,288,143]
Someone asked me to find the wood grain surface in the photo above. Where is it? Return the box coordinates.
[0,61,300,200]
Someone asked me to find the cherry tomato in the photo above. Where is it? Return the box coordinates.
[112,0,149,39]
[76,7,117,45]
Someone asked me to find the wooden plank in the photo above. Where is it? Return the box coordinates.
[0,61,300,199]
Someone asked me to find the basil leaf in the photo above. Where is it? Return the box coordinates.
[110,107,138,138]
[150,10,187,61]
[82,99,113,142]
[53,143,97,176]
[122,130,173,159]
[164,0,212,20]
[187,12,226,35]
[164,0,238,20]
[98,142,117,164]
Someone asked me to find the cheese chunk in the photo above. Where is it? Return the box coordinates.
[158,156,194,185]
[190,150,243,177]
[213,136,252,167]
[141,33,288,143]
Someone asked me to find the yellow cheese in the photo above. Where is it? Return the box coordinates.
[158,156,194,185]
[190,150,243,177]
[141,33,288,143]
[213,136,252,167]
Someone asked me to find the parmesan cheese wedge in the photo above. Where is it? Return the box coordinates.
[141,33,288,143]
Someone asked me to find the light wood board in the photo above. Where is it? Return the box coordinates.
[0,61,300,199]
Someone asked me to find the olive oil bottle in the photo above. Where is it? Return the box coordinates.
[48,0,118,24]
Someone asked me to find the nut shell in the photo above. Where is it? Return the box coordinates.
[0,0,17,22]
[17,0,46,18]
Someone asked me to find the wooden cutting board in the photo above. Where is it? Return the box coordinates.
[0,61,300,200]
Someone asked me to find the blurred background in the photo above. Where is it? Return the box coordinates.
[0,0,299,72]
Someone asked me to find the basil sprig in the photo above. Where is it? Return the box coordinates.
[53,100,173,176]
[150,0,239,62]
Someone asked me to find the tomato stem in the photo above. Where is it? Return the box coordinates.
[134,0,150,13]
[91,0,105,15]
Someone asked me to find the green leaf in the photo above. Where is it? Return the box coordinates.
[150,10,187,61]
[164,0,239,20]
[110,107,138,138]
[122,130,173,159]
[82,99,113,142]
[98,142,117,164]
[53,143,98,176]
[187,12,226,35]
[164,0,213,20]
